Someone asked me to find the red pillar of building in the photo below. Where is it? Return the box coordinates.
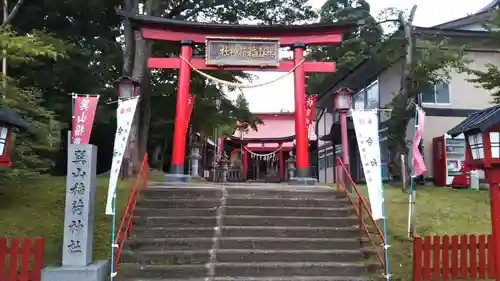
[292,43,309,178]
[279,146,284,180]
[339,110,350,170]
[485,170,500,281]
[170,40,193,175]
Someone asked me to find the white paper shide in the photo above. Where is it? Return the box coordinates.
[105,97,139,215]
[351,110,384,220]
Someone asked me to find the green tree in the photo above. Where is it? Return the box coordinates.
[0,27,67,178]
[465,11,500,103]
[306,0,383,95]
[385,39,469,179]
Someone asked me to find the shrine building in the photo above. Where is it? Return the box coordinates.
[225,112,317,182]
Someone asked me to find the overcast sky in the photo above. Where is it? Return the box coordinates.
[225,0,492,112]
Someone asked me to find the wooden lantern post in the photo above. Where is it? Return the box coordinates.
[334,87,354,191]
[448,105,500,280]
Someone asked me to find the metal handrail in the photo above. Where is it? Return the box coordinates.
[113,154,149,266]
[335,157,386,270]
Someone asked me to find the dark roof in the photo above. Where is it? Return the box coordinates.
[433,0,497,29]
[447,105,500,137]
[0,109,28,129]
[118,10,359,35]
[477,0,499,14]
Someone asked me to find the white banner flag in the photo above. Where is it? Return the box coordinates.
[351,110,384,220]
[105,97,139,215]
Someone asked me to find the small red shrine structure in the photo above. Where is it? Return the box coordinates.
[121,11,357,182]
[227,112,310,181]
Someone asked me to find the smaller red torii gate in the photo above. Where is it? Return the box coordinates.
[122,12,357,183]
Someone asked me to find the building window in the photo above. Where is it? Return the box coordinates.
[319,157,325,169]
[353,92,365,109]
[421,83,450,104]
[365,82,379,109]
[352,81,379,110]
[326,153,334,168]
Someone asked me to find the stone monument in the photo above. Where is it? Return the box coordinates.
[189,142,202,179]
[286,152,296,180]
[42,144,108,281]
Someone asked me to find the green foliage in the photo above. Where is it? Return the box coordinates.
[0,28,68,179]
[384,39,469,178]
[235,92,249,111]
[306,0,383,95]
[465,11,500,103]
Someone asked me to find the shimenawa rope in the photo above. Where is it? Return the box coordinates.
[179,55,305,88]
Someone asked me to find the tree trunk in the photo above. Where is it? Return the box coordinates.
[129,29,152,174]
[387,6,417,180]
[138,68,152,162]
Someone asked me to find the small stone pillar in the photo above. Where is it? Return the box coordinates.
[42,144,108,281]
[219,152,229,183]
[287,152,296,180]
[189,142,202,178]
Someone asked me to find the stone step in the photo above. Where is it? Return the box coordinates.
[118,264,206,279]
[120,250,210,265]
[126,237,364,251]
[214,262,372,277]
[131,227,215,238]
[126,238,213,251]
[133,207,218,217]
[224,206,354,217]
[222,226,362,238]
[218,237,364,250]
[223,215,358,227]
[136,199,220,209]
[133,206,353,218]
[226,197,350,208]
[118,262,372,278]
[115,277,375,281]
[120,249,369,264]
[131,226,362,239]
[224,187,345,199]
[142,187,222,199]
[132,215,356,228]
[132,216,216,227]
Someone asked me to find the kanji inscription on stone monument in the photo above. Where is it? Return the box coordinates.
[62,144,97,266]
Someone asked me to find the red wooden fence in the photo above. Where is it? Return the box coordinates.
[0,237,44,281]
[413,234,495,280]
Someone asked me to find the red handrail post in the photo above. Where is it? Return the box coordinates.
[358,198,363,231]
[336,162,340,192]
[113,153,148,267]
[335,156,386,272]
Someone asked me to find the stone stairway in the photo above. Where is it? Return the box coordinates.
[116,183,378,281]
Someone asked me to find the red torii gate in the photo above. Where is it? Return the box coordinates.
[122,12,356,183]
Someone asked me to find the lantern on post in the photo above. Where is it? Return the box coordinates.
[0,109,28,167]
[114,76,140,98]
[448,104,500,281]
[114,76,140,179]
[334,87,354,110]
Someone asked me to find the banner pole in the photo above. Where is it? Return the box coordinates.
[408,107,419,238]
[70,94,76,145]
[110,192,117,280]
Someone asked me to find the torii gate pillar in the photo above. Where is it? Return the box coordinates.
[169,40,193,179]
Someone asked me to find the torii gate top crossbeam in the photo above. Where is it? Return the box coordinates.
[119,11,359,46]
